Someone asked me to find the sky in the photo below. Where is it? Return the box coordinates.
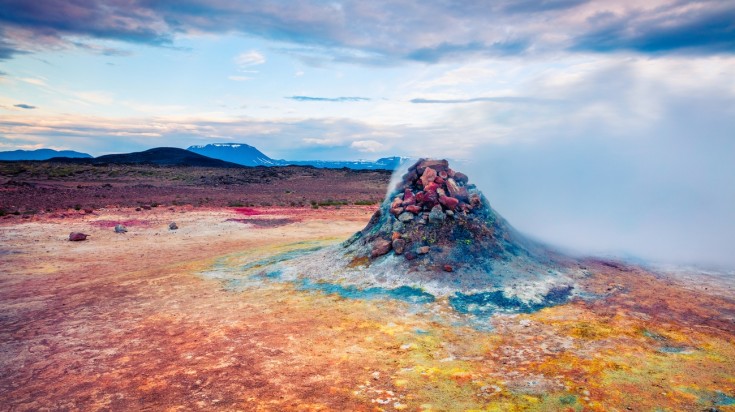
[0,0,734,267]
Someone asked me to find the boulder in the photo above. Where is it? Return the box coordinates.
[69,232,88,241]
[390,206,404,216]
[405,205,422,214]
[446,178,469,201]
[114,224,128,233]
[169,222,178,230]
[398,212,414,223]
[416,159,449,174]
[370,239,392,258]
[429,205,446,223]
[420,167,437,187]
[402,189,415,206]
[453,172,469,184]
[439,195,459,210]
[392,238,406,255]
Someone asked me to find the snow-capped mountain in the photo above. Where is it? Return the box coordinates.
[187,143,403,170]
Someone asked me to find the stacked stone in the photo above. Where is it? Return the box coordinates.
[389,159,481,224]
[368,159,485,260]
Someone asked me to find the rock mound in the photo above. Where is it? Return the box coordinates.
[272,159,579,304]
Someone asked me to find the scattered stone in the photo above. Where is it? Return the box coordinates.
[169,222,178,230]
[114,224,128,233]
[443,265,453,272]
[69,232,88,241]
[398,212,414,223]
[418,246,430,255]
[371,239,392,258]
[141,205,152,210]
[83,208,94,214]
[392,239,406,255]
[135,207,142,212]
[404,251,417,260]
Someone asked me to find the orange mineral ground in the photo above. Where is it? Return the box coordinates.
[1,206,734,411]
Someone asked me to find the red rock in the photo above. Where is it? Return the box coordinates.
[420,167,437,187]
[454,172,469,184]
[390,206,404,216]
[443,265,454,272]
[439,195,459,210]
[402,189,415,206]
[422,190,439,207]
[434,176,445,185]
[439,171,448,179]
[392,231,402,241]
[415,192,425,203]
[370,239,392,258]
[405,205,422,214]
[447,168,455,177]
[425,182,439,192]
[69,232,89,241]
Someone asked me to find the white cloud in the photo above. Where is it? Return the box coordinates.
[234,50,266,69]
[350,139,384,152]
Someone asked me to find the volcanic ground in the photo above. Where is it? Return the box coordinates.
[1,161,734,411]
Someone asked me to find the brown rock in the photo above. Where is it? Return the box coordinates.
[470,193,482,208]
[417,159,449,174]
[439,171,448,179]
[420,167,437,187]
[443,265,454,272]
[370,239,392,258]
[454,172,469,184]
[447,181,469,201]
[404,251,417,260]
[418,246,430,255]
[392,238,406,254]
[69,232,89,241]
[392,231,402,241]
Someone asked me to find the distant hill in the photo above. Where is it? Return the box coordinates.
[0,148,92,161]
[52,147,242,168]
[187,142,403,170]
[188,143,281,167]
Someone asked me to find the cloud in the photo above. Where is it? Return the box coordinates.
[287,96,370,102]
[410,96,553,104]
[350,140,385,153]
[572,1,735,54]
[1,0,733,64]
[13,103,36,109]
[234,50,266,68]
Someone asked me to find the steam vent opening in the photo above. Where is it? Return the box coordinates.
[272,158,582,315]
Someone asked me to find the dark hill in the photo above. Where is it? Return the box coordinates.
[51,147,242,168]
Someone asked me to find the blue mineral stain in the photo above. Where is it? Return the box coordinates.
[414,328,430,335]
[297,279,435,304]
[240,246,324,272]
[713,391,735,406]
[449,285,574,316]
[658,346,690,354]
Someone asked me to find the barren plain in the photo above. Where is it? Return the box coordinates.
[1,163,734,411]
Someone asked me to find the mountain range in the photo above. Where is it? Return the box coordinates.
[1,143,402,170]
[188,143,403,170]
[0,148,91,161]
